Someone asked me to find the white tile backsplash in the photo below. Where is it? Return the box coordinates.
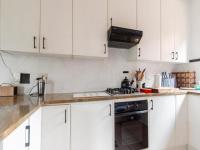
[0,49,177,94]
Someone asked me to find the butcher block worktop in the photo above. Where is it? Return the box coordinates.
[0,90,199,141]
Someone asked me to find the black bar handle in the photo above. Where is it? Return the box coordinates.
[172,52,175,60]
[33,36,37,49]
[25,125,30,147]
[151,100,154,110]
[43,37,46,49]
[65,109,67,124]
[104,44,107,54]
[109,104,112,116]
[175,52,178,60]
[138,48,141,57]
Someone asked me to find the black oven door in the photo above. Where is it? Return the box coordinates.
[115,111,148,150]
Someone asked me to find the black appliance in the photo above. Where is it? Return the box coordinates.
[108,26,143,49]
[37,77,45,97]
[115,100,148,150]
[106,88,135,95]
[121,71,134,89]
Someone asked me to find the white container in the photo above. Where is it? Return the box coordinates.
[154,74,162,88]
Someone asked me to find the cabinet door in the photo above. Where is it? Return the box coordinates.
[149,96,176,150]
[3,120,29,150]
[1,0,40,53]
[73,0,108,57]
[174,0,188,63]
[29,108,41,150]
[137,0,160,61]
[71,101,114,150]
[188,95,200,150]
[175,95,188,150]
[41,105,70,150]
[161,0,176,62]
[40,0,72,55]
[108,0,136,29]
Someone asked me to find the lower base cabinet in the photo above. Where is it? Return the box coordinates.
[2,119,29,150]
[0,108,41,150]
[149,96,176,150]
[188,95,200,150]
[149,95,188,150]
[71,101,114,150]
[175,95,188,150]
[41,105,70,150]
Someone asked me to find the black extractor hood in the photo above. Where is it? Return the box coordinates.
[107,26,143,49]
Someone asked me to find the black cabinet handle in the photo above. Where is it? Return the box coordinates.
[151,100,154,110]
[43,37,46,49]
[110,18,113,26]
[104,44,107,54]
[175,52,178,60]
[33,36,37,49]
[172,52,175,60]
[109,104,112,116]
[138,48,141,57]
[65,109,67,124]
[25,125,30,147]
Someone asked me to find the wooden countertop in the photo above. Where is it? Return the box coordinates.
[0,96,40,140]
[0,90,192,140]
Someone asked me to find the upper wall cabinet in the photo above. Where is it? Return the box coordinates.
[161,0,175,62]
[73,0,108,57]
[174,0,188,63]
[161,0,188,63]
[1,0,40,53]
[40,0,73,55]
[130,0,161,61]
[108,0,137,29]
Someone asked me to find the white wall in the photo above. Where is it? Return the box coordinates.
[188,0,200,60]
[175,0,200,83]
[0,49,176,94]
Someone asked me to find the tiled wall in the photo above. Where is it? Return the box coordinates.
[0,49,177,94]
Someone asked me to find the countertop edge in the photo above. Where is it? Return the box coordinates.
[0,91,195,141]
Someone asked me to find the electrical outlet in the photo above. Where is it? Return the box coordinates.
[20,73,30,84]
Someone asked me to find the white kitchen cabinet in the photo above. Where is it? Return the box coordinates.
[29,108,41,150]
[40,0,72,55]
[0,108,42,150]
[136,0,161,61]
[71,101,114,150]
[161,0,188,63]
[160,0,176,62]
[175,95,188,150]
[108,0,137,29]
[2,119,29,150]
[149,96,176,150]
[188,95,200,150]
[174,0,189,63]
[0,0,40,53]
[73,0,108,57]
[41,105,70,150]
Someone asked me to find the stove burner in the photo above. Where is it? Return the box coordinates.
[106,88,135,95]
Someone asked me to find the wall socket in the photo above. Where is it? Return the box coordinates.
[20,73,30,84]
[13,72,48,85]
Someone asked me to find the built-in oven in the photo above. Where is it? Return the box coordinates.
[115,100,148,150]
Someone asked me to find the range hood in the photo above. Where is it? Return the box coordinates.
[107,26,143,49]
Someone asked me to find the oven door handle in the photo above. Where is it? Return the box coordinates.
[115,110,148,118]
